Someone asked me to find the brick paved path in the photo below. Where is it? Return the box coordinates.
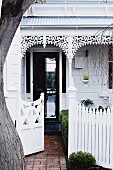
[25,135,67,170]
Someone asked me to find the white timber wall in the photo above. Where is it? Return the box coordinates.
[72,45,109,108]
[0,0,2,17]
[4,26,21,123]
[21,57,25,100]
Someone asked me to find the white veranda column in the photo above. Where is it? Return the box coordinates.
[67,36,78,156]
[68,57,73,85]
[67,36,73,86]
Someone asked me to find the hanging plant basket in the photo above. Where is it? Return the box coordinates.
[82,74,89,84]
[82,79,89,84]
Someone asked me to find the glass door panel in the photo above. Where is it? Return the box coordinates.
[45,57,56,118]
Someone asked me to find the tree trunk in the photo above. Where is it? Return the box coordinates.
[0,56,25,170]
[0,0,35,169]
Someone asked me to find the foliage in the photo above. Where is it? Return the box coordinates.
[60,110,68,153]
[68,151,96,170]
[81,98,94,107]
[94,105,108,113]
[36,0,46,3]
[83,74,89,80]
[46,72,55,89]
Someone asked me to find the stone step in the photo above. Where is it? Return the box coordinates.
[44,121,61,135]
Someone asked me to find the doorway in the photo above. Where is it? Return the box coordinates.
[33,52,59,120]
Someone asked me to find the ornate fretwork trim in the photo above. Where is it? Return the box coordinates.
[46,36,68,55]
[72,35,113,56]
[21,36,43,55]
[21,35,113,57]
[21,35,68,56]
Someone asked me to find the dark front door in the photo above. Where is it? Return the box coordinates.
[33,53,45,100]
[33,52,59,120]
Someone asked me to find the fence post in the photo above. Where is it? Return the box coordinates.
[68,79,78,157]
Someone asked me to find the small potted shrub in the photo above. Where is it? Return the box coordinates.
[82,74,89,84]
[68,151,96,170]
[81,98,94,108]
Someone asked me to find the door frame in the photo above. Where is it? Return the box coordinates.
[27,47,63,119]
[45,52,59,120]
[33,52,59,120]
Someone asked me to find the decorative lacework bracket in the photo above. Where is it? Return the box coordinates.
[21,36,43,56]
[21,35,68,56]
[46,36,68,55]
[21,35,112,58]
[72,35,113,56]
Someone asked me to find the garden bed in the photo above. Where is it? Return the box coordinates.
[88,165,111,170]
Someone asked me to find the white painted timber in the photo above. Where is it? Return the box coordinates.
[21,57,25,100]
[68,81,78,155]
[0,0,2,17]
[23,3,113,17]
[73,45,109,108]
[4,26,21,122]
[69,101,113,169]
[17,93,44,156]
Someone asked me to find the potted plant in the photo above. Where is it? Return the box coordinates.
[81,98,94,107]
[82,74,89,84]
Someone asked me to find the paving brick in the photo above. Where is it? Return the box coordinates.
[47,168,60,170]
[32,168,40,170]
[26,135,67,170]
[47,164,60,168]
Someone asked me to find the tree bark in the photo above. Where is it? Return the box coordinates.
[0,17,26,170]
[0,0,34,169]
[0,22,25,170]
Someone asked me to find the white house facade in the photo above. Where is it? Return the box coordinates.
[3,0,113,167]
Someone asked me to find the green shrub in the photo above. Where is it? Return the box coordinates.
[68,151,96,170]
[59,110,68,153]
[83,74,89,80]
[81,98,94,107]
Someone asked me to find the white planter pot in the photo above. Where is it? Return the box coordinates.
[82,80,89,84]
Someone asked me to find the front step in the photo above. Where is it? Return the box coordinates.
[44,120,61,135]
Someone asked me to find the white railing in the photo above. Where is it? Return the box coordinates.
[73,104,113,169]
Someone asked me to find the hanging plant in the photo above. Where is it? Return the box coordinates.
[81,98,94,107]
[82,74,89,84]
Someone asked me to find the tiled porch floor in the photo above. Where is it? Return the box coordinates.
[25,135,67,170]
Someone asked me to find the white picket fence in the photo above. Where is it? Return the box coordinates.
[72,104,113,169]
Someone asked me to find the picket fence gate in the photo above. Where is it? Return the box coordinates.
[71,104,113,169]
[17,93,44,155]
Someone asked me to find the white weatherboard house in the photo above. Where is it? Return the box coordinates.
[4,0,113,169]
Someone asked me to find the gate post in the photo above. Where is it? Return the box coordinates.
[68,79,78,157]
